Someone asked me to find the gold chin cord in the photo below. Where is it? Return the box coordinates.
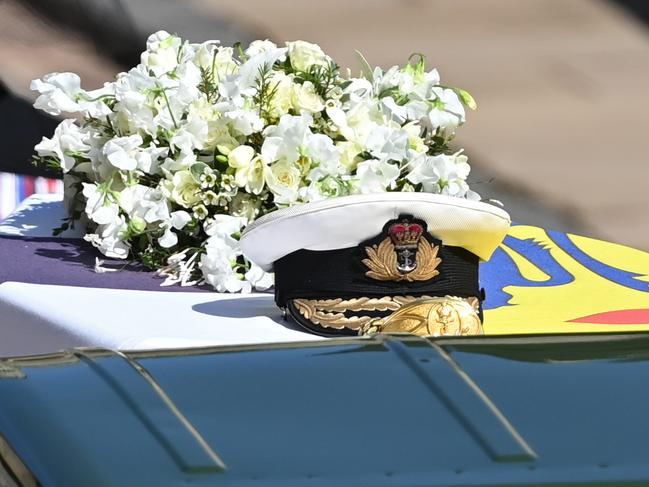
[360,296,484,337]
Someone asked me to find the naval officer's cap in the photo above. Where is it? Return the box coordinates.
[240,192,511,337]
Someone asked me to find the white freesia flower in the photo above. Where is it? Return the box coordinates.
[229,145,267,194]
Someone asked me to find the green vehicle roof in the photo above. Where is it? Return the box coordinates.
[2,332,649,486]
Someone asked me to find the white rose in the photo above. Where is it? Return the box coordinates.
[228,145,266,194]
[287,40,329,72]
[245,40,278,57]
[291,81,324,113]
[268,71,295,117]
[265,162,301,204]
[169,170,201,208]
[230,193,260,221]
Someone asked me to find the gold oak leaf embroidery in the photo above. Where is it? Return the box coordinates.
[362,237,441,282]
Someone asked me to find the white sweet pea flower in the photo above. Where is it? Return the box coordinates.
[204,214,247,243]
[34,120,91,172]
[82,183,120,225]
[427,88,466,136]
[113,89,156,136]
[200,235,249,293]
[200,215,252,292]
[245,263,274,291]
[261,113,312,164]
[141,31,182,76]
[171,116,208,155]
[103,135,143,171]
[343,77,374,104]
[135,144,168,174]
[326,100,380,146]
[237,47,288,90]
[157,210,193,249]
[365,126,409,162]
[84,216,130,259]
[355,159,400,193]
[305,134,342,181]
[158,227,179,248]
[223,108,264,136]
[406,152,477,199]
[287,40,330,72]
[31,72,83,115]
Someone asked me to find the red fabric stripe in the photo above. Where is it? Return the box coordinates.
[569,309,649,325]
[24,176,35,197]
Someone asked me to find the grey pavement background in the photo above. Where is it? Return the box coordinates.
[1,0,647,249]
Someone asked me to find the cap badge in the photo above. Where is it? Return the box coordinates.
[362,217,442,282]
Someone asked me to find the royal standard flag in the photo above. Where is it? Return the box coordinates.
[482,225,649,334]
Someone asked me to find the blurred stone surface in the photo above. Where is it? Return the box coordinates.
[190,0,649,249]
[2,0,648,248]
[0,0,123,97]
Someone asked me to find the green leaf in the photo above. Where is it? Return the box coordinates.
[355,50,374,81]
[190,162,210,181]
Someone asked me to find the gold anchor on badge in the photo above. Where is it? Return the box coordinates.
[362,219,441,282]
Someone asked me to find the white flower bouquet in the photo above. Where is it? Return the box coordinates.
[31,31,478,292]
